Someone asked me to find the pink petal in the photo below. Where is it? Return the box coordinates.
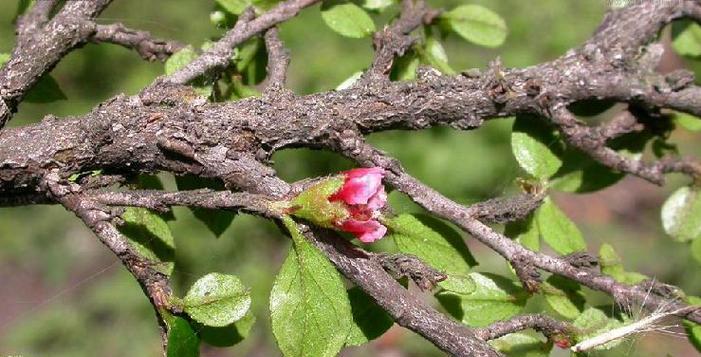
[339,219,387,243]
[333,168,385,205]
[366,186,387,211]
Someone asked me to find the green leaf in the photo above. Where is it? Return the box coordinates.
[535,197,586,255]
[390,52,419,81]
[360,0,393,11]
[661,186,701,242]
[336,71,363,91]
[345,286,394,346]
[683,296,701,352]
[270,216,353,357]
[442,5,507,48]
[598,243,647,284]
[118,207,175,275]
[321,0,376,38]
[436,273,526,327]
[388,213,477,293]
[164,314,200,357]
[673,111,701,132]
[197,310,255,347]
[419,30,455,75]
[183,273,251,327]
[572,307,625,351]
[489,332,551,357]
[166,46,199,75]
[175,175,236,237]
[672,20,701,58]
[504,214,540,251]
[215,0,251,15]
[0,53,10,66]
[542,275,584,320]
[511,115,563,180]
[24,75,67,103]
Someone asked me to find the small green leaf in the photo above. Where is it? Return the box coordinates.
[419,31,455,75]
[197,310,255,347]
[183,273,251,327]
[176,175,236,237]
[118,207,175,275]
[388,213,477,293]
[166,46,199,75]
[390,52,419,81]
[683,296,701,352]
[442,5,507,48]
[661,186,701,242]
[270,217,353,357]
[345,287,394,346]
[572,307,625,351]
[672,20,701,58]
[542,275,584,320]
[215,0,251,15]
[321,0,376,38]
[673,111,701,132]
[504,214,540,251]
[164,314,200,357]
[489,332,551,357]
[24,75,67,103]
[535,198,586,255]
[598,243,647,284]
[436,273,526,327]
[511,115,563,180]
[360,0,393,11]
[336,71,363,91]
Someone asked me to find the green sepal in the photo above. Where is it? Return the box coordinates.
[290,177,347,228]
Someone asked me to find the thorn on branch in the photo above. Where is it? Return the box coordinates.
[468,192,546,224]
[563,252,599,271]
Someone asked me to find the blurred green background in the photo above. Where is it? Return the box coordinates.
[0,0,699,356]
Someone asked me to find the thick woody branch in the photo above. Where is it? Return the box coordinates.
[167,0,320,84]
[0,0,113,128]
[474,314,573,342]
[89,189,278,217]
[91,23,184,62]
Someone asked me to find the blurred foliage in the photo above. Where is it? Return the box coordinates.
[0,0,700,356]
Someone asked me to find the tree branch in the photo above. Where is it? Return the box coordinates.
[262,27,291,91]
[474,314,573,342]
[167,0,320,84]
[91,23,184,61]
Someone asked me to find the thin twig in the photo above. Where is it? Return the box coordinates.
[91,23,184,61]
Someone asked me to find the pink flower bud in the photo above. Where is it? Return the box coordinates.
[330,168,388,243]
